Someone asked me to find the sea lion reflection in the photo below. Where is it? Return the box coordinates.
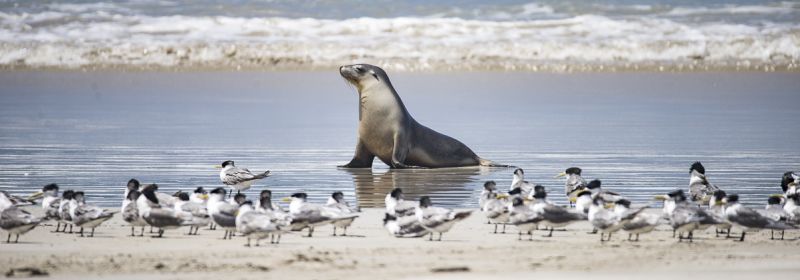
[342,167,500,208]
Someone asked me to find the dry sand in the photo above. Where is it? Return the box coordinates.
[1,208,798,279]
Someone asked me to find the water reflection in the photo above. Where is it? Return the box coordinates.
[342,167,508,208]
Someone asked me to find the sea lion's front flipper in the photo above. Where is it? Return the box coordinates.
[390,132,410,169]
[338,140,375,168]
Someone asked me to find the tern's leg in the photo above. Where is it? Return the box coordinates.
[90,228,95,237]
[672,229,675,238]
[245,238,251,247]
[429,233,434,241]
[438,233,443,241]
[130,227,135,237]
[6,233,10,243]
[588,228,597,234]
[307,227,314,238]
[68,224,73,233]
[737,232,746,242]
[276,234,281,244]
[726,229,730,238]
[140,227,145,237]
[771,230,774,240]
[600,233,605,242]
[502,224,506,234]
[688,231,693,243]
[781,230,785,240]
[716,229,720,238]
[14,234,19,243]
[343,226,348,236]
[528,231,533,241]
[493,224,498,234]
[333,226,337,236]
[518,231,522,241]
[544,228,554,238]
[79,227,84,237]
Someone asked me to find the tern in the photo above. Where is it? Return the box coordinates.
[217,160,270,197]
[415,196,471,241]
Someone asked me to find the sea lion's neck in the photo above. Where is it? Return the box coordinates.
[358,83,411,122]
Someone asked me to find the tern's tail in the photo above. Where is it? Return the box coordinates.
[478,158,514,168]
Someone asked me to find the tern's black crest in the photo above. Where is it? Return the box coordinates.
[667,189,684,198]
[194,187,206,194]
[62,190,74,199]
[127,179,140,191]
[712,190,727,200]
[781,172,796,192]
[533,190,547,200]
[514,168,524,176]
[210,187,226,196]
[615,199,631,207]
[290,192,308,199]
[332,191,344,200]
[221,160,235,168]
[512,197,525,207]
[42,183,59,192]
[726,194,739,203]
[534,185,546,193]
[690,162,705,174]
[565,167,582,175]
[390,188,403,199]
[233,193,247,205]
[62,190,75,200]
[767,196,782,205]
[483,181,497,190]
[586,179,602,190]
[240,200,254,207]
[177,192,190,201]
[260,190,272,198]
[419,196,432,208]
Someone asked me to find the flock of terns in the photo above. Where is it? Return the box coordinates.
[1,161,799,246]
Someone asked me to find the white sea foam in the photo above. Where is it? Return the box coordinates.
[0,6,798,71]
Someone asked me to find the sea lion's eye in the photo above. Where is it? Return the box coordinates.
[370,71,379,80]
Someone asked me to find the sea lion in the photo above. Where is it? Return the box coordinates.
[338,64,506,169]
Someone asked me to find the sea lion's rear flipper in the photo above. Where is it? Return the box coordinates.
[338,140,375,168]
[479,158,514,168]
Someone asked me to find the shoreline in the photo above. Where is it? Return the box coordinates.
[1,208,799,279]
[1,61,798,73]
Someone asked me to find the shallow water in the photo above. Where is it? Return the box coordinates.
[0,71,798,207]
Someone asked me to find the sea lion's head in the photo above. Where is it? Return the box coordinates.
[340,64,389,92]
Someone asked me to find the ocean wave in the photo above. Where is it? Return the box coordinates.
[0,9,798,71]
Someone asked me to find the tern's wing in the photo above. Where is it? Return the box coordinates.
[0,207,40,228]
[223,167,268,185]
[729,207,771,228]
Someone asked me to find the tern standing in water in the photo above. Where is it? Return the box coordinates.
[217,160,270,198]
